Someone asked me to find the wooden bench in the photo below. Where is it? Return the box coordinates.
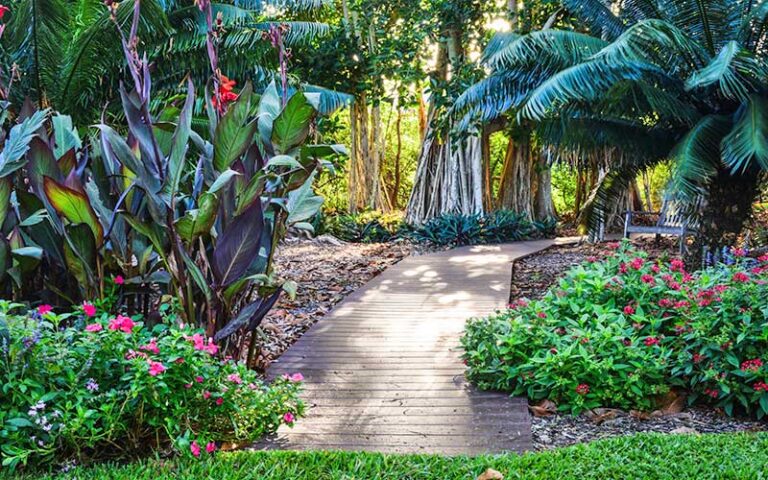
[624,195,700,253]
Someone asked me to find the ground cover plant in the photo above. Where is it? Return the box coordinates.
[0,301,304,470]
[463,241,768,417]
[12,432,768,479]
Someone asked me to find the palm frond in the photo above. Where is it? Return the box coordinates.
[560,0,626,41]
[4,0,69,106]
[520,59,670,121]
[654,0,741,52]
[593,19,709,71]
[481,32,520,64]
[619,0,664,23]
[670,114,732,198]
[721,94,768,173]
[487,30,608,70]
[685,40,768,101]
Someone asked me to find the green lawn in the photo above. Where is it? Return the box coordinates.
[14,432,768,479]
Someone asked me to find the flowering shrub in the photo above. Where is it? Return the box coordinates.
[0,302,303,471]
[462,242,768,417]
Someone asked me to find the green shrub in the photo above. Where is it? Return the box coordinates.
[409,211,554,247]
[0,301,304,471]
[322,211,406,243]
[462,242,768,417]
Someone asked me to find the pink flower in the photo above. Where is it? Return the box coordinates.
[113,275,125,285]
[741,359,763,372]
[732,248,747,257]
[575,384,590,395]
[629,257,644,270]
[641,274,655,284]
[658,298,673,308]
[227,373,243,385]
[536,312,547,319]
[108,315,136,333]
[215,397,223,406]
[623,305,635,315]
[147,361,166,377]
[283,412,295,424]
[732,272,750,283]
[184,383,192,389]
[704,388,719,399]
[651,264,660,273]
[37,304,53,315]
[190,333,219,355]
[759,255,768,263]
[0,5,10,20]
[619,263,628,274]
[206,442,216,454]
[85,323,103,332]
[289,373,304,383]
[195,375,204,383]
[754,382,768,392]
[190,441,201,458]
[140,338,160,355]
[203,391,211,400]
[82,302,96,317]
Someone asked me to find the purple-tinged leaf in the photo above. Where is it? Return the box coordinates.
[212,199,264,287]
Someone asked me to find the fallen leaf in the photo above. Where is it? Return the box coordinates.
[528,399,557,417]
[630,410,651,421]
[661,392,687,415]
[477,468,504,480]
[670,426,698,435]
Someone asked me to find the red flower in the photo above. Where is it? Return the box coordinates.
[641,274,655,284]
[651,264,660,273]
[754,382,768,392]
[692,353,704,364]
[629,257,644,270]
[670,259,685,272]
[644,336,660,347]
[0,5,9,20]
[674,300,690,309]
[732,272,750,283]
[575,384,590,395]
[703,388,719,399]
[758,255,768,263]
[658,298,673,308]
[536,311,547,319]
[109,315,136,333]
[623,305,635,315]
[732,248,747,257]
[212,75,238,112]
[741,359,763,372]
[619,263,628,274]
[114,275,125,285]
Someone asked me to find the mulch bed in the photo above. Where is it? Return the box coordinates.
[253,237,413,369]
[509,237,767,450]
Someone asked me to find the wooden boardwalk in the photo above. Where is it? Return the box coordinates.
[260,239,571,455]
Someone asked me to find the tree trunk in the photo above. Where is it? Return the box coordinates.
[497,136,534,218]
[391,105,403,209]
[532,152,556,220]
[690,170,760,267]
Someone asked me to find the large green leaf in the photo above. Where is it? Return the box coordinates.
[175,193,218,243]
[213,82,257,171]
[0,110,48,177]
[272,92,316,155]
[722,95,768,174]
[51,114,82,159]
[685,41,767,102]
[286,171,323,224]
[43,176,104,247]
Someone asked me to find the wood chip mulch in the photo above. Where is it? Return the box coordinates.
[253,237,413,369]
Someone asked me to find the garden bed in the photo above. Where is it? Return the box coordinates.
[254,237,414,368]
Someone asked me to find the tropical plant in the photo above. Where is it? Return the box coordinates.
[455,0,768,259]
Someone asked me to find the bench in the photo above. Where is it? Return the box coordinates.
[624,195,700,254]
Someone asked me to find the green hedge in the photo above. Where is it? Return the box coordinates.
[14,433,768,479]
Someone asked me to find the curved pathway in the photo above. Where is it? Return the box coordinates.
[260,238,574,455]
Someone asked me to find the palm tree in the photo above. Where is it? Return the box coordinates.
[2,0,345,123]
[455,0,768,256]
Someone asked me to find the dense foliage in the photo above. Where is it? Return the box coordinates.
[463,242,768,417]
[0,300,303,470]
[11,433,768,480]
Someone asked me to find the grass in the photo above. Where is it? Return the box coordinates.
[13,432,768,479]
